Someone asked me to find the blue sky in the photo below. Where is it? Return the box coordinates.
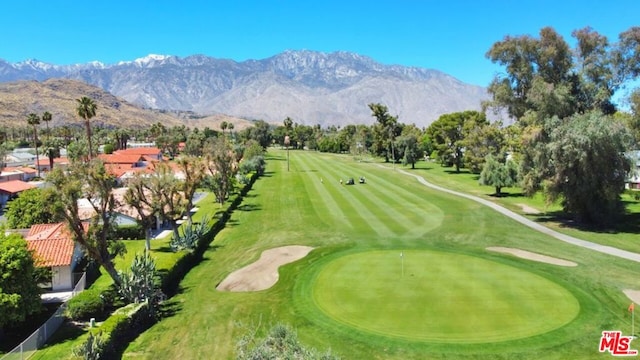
[2,0,639,87]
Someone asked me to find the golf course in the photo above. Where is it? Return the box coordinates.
[123,149,640,359]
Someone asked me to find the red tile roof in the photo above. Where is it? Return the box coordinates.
[26,223,75,267]
[99,154,145,164]
[105,164,150,179]
[0,180,36,194]
[115,147,162,156]
[36,157,70,166]
[18,167,37,174]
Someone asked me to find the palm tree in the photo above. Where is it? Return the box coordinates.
[27,113,41,177]
[43,138,63,172]
[41,111,52,139]
[227,123,234,141]
[220,121,228,136]
[76,97,97,160]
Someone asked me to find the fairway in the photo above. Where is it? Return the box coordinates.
[120,150,640,360]
[308,250,580,343]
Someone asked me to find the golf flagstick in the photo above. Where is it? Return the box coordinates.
[630,302,635,336]
[400,251,404,277]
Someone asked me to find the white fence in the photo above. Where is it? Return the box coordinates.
[0,272,86,360]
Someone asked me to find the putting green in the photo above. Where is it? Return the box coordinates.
[310,250,580,343]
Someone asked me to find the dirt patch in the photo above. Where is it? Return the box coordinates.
[487,247,577,267]
[517,203,541,214]
[217,245,314,292]
[623,289,640,305]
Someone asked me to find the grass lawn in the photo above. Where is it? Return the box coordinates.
[120,150,640,359]
[306,249,579,343]
[404,161,640,254]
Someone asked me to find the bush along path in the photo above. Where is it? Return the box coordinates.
[32,172,260,360]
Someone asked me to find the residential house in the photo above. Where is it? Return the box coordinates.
[0,168,27,182]
[114,147,164,161]
[35,157,71,173]
[25,222,84,291]
[76,188,163,230]
[99,153,146,168]
[4,149,37,167]
[0,180,37,207]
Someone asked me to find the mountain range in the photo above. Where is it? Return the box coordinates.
[0,50,490,128]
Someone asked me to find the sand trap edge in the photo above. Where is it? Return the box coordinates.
[487,247,578,267]
[217,245,314,292]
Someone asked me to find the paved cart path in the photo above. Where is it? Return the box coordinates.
[392,167,640,263]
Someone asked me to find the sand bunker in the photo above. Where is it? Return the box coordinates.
[487,247,577,267]
[623,289,640,305]
[217,245,314,292]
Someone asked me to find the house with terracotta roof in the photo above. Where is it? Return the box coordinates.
[25,222,83,291]
[0,167,37,182]
[0,180,37,207]
[35,157,71,173]
[98,153,146,167]
[114,147,163,161]
[76,187,165,230]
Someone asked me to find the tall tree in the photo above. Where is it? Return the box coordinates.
[76,96,97,160]
[47,160,125,286]
[427,111,487,172]
[124,173,158,251]
[239,119,272,149]
[153,163,188,241]
[5,188,61,228]
[524,112,633,225]
[462,121,506,173]
[204,137,236,205]
[42,137,63,172]
[479,154,519,196]
[175,155,206,223]
[0,232,42,334]
[220,121,228,136]
[41,111,52,138]
[397,134,422,169]
[369,103,399,163]
[27,113,41,177]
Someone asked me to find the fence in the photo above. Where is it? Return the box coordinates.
[0,272,86,360]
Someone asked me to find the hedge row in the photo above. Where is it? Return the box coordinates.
[85,302,154,359]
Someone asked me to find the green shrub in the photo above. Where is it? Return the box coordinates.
[112,224,144,240]
[66,289,106,321]
[88,302,153,359]
[103,143,115,154]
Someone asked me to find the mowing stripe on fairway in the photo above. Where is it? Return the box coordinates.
[297,152,443,238]
[294,152,354,229]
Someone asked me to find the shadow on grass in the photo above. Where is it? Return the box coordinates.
[158,299,184,319]
[35,320,86,351]
[238,203,261,212]
[532,210,640,234]
[153,246,175,253]
[488,191,526,198]
[444,169,471,175]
